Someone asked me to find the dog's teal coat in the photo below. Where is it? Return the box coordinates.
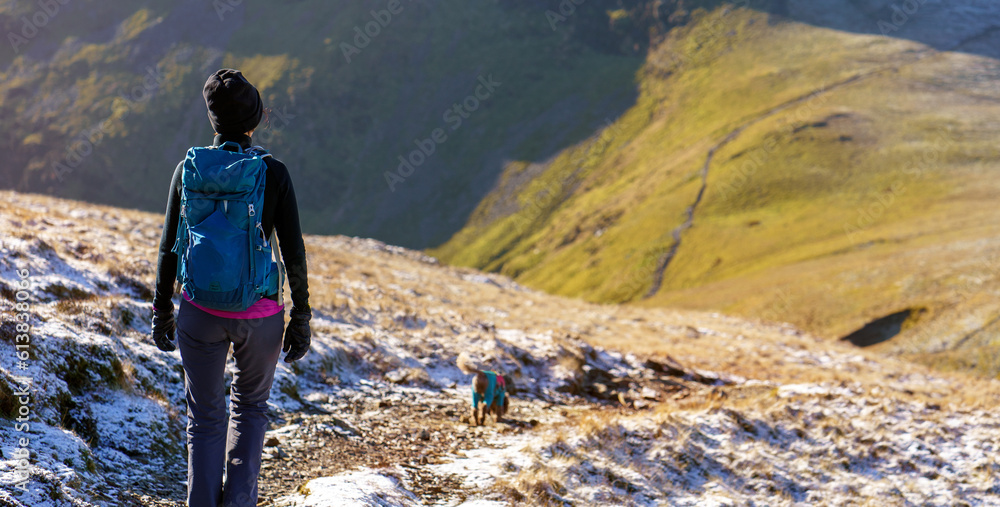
[472,371,505,410]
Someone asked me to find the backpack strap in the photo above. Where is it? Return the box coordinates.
[246,145,272,159]
[269,229,285,305]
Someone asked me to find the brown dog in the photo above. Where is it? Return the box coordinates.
[458,354,514,426]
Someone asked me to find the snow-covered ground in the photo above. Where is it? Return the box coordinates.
[2,192,1000,506]
[0,194,718,505]
[276,380,1000,506]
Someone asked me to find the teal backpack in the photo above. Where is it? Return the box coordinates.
[172,142,283,312]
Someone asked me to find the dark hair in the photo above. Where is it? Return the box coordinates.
[260,107,272,130]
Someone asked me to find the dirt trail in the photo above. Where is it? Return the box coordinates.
[642,23,996,300]
[256,396,540,504]
[644,71,877,299]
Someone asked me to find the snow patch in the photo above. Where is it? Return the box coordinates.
[281,470,418,507]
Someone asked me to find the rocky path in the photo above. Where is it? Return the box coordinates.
[257,394,538,505]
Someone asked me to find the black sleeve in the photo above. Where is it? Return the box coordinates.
[271,162,310,312]
[153,162,183,311]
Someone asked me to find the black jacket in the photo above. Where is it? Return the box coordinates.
[153,134,310,312]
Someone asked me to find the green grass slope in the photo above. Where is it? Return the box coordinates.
[431,5,1000,377]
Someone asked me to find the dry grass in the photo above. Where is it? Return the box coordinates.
[6,189,999,405]
[300,226,1000,411]
[484,379,999,504]
[5,189,1000,504]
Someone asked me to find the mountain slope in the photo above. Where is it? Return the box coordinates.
[431,2,1000,377]
[2,191,1000,505]
[0,0,646,248]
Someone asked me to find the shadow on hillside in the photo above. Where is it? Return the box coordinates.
[841,310,912,347]
[374,71,642,250]
[840,307,927,347]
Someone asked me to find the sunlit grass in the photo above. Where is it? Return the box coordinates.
[431,6,1000,378]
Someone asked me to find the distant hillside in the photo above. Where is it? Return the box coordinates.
[431,1,1000,378]
[0,0,679,247]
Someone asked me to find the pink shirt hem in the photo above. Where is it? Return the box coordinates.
[183,292,284,319]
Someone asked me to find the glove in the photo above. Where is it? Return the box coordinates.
[151,308,176,352]
[283,306,311,363]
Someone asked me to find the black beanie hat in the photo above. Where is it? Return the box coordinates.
[203,69,263,136]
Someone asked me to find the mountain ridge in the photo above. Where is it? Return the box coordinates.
[431,2,1000,379]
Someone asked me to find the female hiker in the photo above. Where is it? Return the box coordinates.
[149,69,311,507]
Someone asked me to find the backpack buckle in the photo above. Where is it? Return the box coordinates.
[219,141,243,153]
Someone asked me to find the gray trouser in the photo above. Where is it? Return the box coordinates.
[177,299,284,507]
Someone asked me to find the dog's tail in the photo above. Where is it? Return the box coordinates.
[456,352,481,375]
